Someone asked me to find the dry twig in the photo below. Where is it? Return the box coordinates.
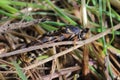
[0,23,120,58]
[0,19,43,33]
[23,23,120,70]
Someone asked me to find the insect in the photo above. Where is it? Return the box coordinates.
[20,25,89,62]
[37,25,89,43]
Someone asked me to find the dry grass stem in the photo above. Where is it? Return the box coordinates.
[0,23,120,58]
[23,24,120,70]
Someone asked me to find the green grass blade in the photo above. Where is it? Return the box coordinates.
[43,21,66,26]
[12,61,28,80]
[0,0,18,13]
[45,0,77,25]
[0,4,18,14]
[0,0,11,5]
[91,0,97,6]
[10,1,48,9]
[89,66,103,80]
[107,0,115,45]
[40,23,58,31]
[37,55,49,60]
[111,8,120,21]
[99,0,107,55]
[0,10,15,17]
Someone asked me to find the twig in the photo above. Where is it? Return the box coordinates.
[0,19,43,33]
[23,23,120,70]
[0,23,120,58]
[0,71,16,74]
[42,66,81,80]
[0,24,120,58]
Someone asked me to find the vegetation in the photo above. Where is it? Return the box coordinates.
[0,0,120,80]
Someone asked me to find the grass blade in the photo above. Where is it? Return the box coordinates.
[13,61,28,80]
